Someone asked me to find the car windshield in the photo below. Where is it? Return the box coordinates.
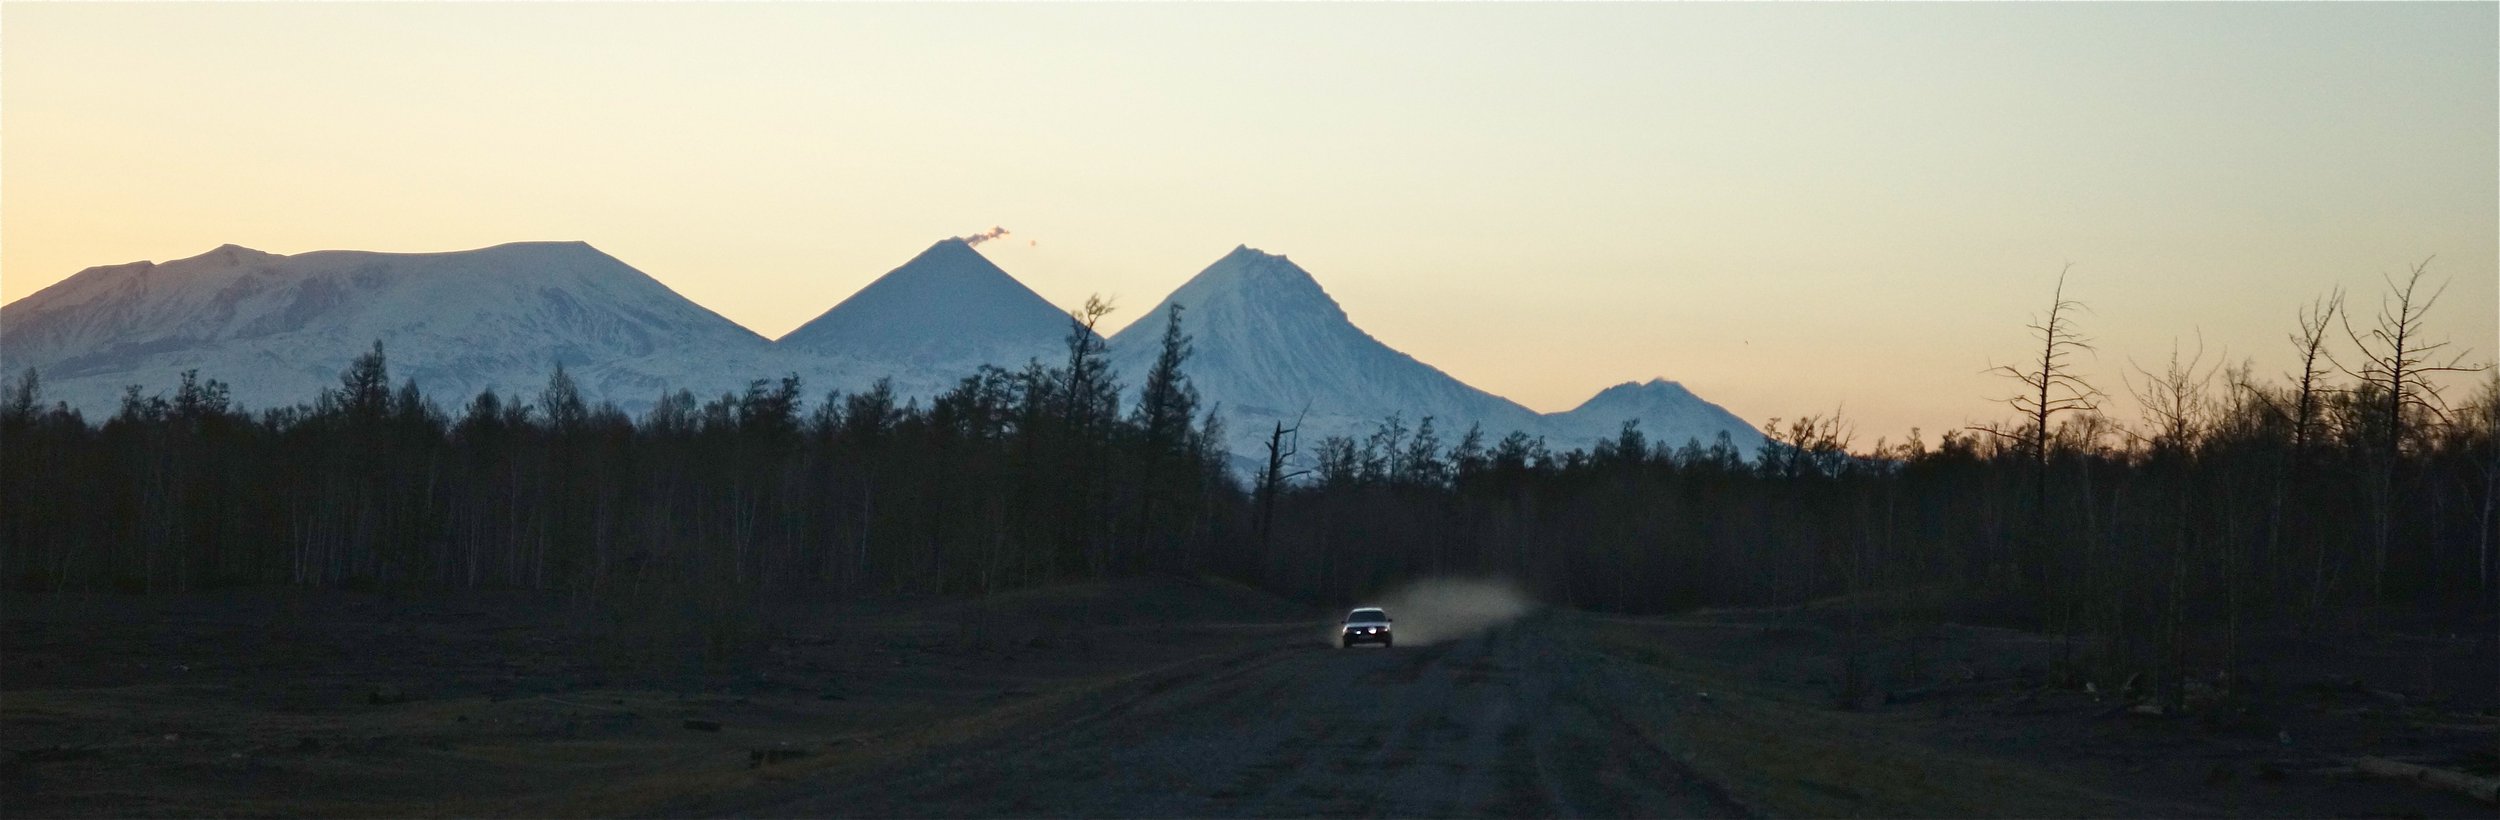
[1347,609,1388,623]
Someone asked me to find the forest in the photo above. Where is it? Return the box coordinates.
[4,270,2494,696]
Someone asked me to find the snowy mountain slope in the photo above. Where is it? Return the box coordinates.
[1104,245,1761,469]
[1104,245,1546,460]
[776,238,1078,399]
[0,242,789,415]
[5,237,1761,469]
[1543,378,1765,456]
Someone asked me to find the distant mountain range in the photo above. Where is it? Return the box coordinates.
[0,238,1764,463]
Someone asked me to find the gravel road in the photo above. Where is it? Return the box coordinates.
[751,614,1749,818]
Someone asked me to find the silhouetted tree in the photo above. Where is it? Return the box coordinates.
[1986,266,2101,590]
[2339,259,2487,600]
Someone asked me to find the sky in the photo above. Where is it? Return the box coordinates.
[5,2,2494,442]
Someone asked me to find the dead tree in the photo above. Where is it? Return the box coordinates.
[2127,334,2222,455]
[2287,290,2344,456]
[1255,409,1311,552]
[2337,258,2488,601]
[1985,265,2102,587]
[2275,289,2342,609]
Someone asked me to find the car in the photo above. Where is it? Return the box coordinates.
[1340,607,1393,648]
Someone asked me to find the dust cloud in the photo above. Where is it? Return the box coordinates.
[1345,577,1535,646]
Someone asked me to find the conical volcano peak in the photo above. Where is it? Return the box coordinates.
[919,235,985,260]
[1222,244,1283,262]
[861,237,1024,291]
[1103,244,1543,471]
[1576,378,1708,413]
[776,236,1075,364]
[1166,243,1334,311]
[1551,375,1760,454]
[854,237,996,281]
[1215,243,1293,272]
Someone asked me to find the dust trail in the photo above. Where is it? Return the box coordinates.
[1343,578,1535,646]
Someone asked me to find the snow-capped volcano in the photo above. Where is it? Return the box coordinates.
[0,241,778,415]
[7,237,1761,468]
[1105,245,1761,467]
[776,238,1077,397]
[1544,378,1764,455]
[1105,245,1545,458]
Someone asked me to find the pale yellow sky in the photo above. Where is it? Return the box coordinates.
[5,2,2493,440]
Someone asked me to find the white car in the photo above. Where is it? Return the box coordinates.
[1340,607,1393,648]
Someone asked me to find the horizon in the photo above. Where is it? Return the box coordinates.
[5,2,2493,440]
[4,233,1722,419]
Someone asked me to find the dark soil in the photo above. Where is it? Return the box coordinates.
[1587,600,2500,818]
[5,580,2493,817]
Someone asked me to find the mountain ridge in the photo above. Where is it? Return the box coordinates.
[1100,246,1761,462]
[3,238,1762,463]
[0,241,777,415]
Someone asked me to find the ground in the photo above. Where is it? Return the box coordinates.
[4,578,2493,817]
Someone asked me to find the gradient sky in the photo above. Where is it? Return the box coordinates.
[6,2,2493,442]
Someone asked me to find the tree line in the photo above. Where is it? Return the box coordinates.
[4,267,2493,683]
[2,302,1230,604]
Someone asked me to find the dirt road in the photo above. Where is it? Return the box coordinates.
[731,614,1748,818]
[19,582,2478,816]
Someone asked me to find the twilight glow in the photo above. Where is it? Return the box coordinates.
[5,2,2492,439]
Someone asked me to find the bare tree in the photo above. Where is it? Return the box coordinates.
[1256,408,1311,551]
[1989,266,2102,482]
[2273,289,2342,610]
[1985,266,2101,587]
[2125,333,2220,456]
[2337,258,2488,600]
[2287,289,2344,456]
[2339,258,2483,460]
